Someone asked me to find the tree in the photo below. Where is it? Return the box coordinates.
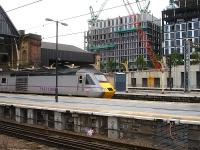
[107,59,117,72]
[135,55,147,70]
[191,52,200,65]
[169,52,183,66]
[100,61,106,72]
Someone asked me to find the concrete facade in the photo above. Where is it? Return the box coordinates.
[15,107,26,123]
[127,65,200,90]
[0,105,199,150]
[54,111,66,130]
[27,109,34,124]
[108,117,119,139]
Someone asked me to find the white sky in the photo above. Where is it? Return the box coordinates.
[1,0,169,49]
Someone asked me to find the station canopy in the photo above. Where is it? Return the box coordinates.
[0,5,19,37]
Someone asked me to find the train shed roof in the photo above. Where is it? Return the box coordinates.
[0,5,19,37]
[41,42,87,53]
[41,42,96,66]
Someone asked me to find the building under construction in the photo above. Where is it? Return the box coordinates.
[162,0,200,55]
[85,13,161,72]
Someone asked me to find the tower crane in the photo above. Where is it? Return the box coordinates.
[122,0,161,69]
[136,0,150,14]
[88,0,109,27]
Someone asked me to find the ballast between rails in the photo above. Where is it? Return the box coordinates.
[0,120,157,150]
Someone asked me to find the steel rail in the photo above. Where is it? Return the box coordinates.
[0,120,157,150]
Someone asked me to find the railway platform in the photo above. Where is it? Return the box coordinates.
[0,93,200,149]
[114,89,200,103]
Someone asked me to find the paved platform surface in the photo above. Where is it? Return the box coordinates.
[0,93,200,125]
[126,89,200,97]
[115,90,200,102]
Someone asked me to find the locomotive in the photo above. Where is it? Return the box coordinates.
[0,67,115,98]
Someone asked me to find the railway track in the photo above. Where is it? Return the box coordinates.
[0,120,157,150]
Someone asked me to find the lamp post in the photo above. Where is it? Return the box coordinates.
[45,18,68,102]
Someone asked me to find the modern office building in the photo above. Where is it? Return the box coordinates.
[162,0,200,55]
[85,13,161,72]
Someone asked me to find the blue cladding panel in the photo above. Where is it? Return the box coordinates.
[114,73,126,92]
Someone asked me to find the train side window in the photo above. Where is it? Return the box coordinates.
[85,74,95,85]
[1,78,7,84]
[79,76,83,84]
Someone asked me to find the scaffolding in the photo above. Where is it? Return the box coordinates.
[85,13,161,71]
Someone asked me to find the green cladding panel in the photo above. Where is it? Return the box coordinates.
[89,44,116,51]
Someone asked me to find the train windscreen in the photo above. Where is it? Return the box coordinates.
[95,74,107,82]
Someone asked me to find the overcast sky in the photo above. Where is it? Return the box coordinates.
[1,0,169,49]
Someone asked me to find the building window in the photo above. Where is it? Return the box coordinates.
[164,33,169,39]
[164,26,169,32]
[165,41,169,47]
[188,22,193,30]
[167,78,173,88]
[176,32,180,39]
[182,32,186,38]
[188,31,193,38]
[194,30,198,37]
[176,47,180,53]
[116,19,118,25]
[1,78,7,84]
[181,23,186,30]
[194,22,199,29]
[171,40,175,47]
[195,38,199,43]
[175,24,180,31]
[197,71,200,89]
[131,78,136,87]
[170,33,174,39]
[104,21,106,27]
[154,78,160,87]
[170,25,174,32]
[176,40,180,46]
[142,78,147,87]
[165,48,169,55]
[181,72,184,88]
[120,18,123,24]
[171,48,175,52]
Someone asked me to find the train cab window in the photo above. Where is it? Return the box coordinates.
[79,76,83,84]
[95,74,108,82]
[85,74,95,85]
[1,78,7,84]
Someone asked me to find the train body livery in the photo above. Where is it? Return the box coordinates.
[0,67,115,98]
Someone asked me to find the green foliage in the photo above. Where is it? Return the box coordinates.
[191,52,200,65]
[107,59,117,72]
[100,61,106,71]
[100,60,118,73]
[169,52,183,66]
[135,55,147,70]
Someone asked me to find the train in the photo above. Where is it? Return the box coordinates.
[0,67,115,98]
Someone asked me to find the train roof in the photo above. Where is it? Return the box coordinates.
[0,67,102,76]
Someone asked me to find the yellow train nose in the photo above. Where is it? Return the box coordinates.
[99,82,115,98]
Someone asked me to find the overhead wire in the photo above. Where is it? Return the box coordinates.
[25,0,148,31]
[6,0,43,12]
[41,0,161,40]
[2,0,161,43]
